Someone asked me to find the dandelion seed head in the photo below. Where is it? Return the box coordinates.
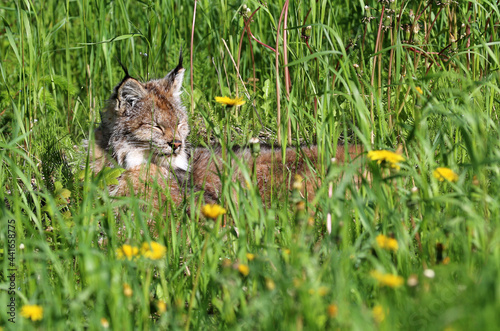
[423,269,435,279]
[407,274,419,287]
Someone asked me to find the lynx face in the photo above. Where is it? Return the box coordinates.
[103,58,189,172]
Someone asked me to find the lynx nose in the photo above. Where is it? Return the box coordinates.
[169,140,182,151]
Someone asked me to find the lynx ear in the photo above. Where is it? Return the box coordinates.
[117,78,146,108]
[164,48,185,97]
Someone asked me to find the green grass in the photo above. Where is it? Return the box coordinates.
[1,0,500,329]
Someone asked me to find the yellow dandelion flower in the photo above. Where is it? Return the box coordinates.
[367,150,406,170]
[386,238,399,251]
[116,245,139,260]
[372,305,385,323]
[415,87,423,95]
[20,305,43,321]
[376,234,387,248]
[433,167,458,182]
[157,300,167,313]
[292,174,303,190]
[246,253,255,261]
[123,283,133,297]
[318,286,329,297]
[101,317,109,328]
[141,241,167,260]
[375,234,399,252]
[215,96,246,107]
[265,278,276,290]
[293,278,302,288]
[370,270,404,288]
[238,264,250,276]
[201,204,227,219]
[442,257,450,265]
[327,304,338,318]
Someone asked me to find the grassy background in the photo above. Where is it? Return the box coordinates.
[1,0,500,329]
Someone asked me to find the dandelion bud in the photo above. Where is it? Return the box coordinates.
[101,318,110,329]
[472,175,479,186]
[384,17,392,28]
[372,305,385,323]
[265,278,276,290]
[296,201,306,211]
[123,283,133,297]
[249,137,260,156]
[304,25,312,37]
[407,186,420,208]
[157,301,167,313]
[327,304,338,318]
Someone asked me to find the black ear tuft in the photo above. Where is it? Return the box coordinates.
[163,48,185,97]
[173,47,183,75]
[117,78,146,108]
[115,57,131,79]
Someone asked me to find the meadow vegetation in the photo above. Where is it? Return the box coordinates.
[1,0,500,329]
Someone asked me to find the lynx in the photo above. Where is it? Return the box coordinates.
[88,51,361,207]
[89,52,189,206]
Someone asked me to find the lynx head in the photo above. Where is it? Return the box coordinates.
[105,50,189,171]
